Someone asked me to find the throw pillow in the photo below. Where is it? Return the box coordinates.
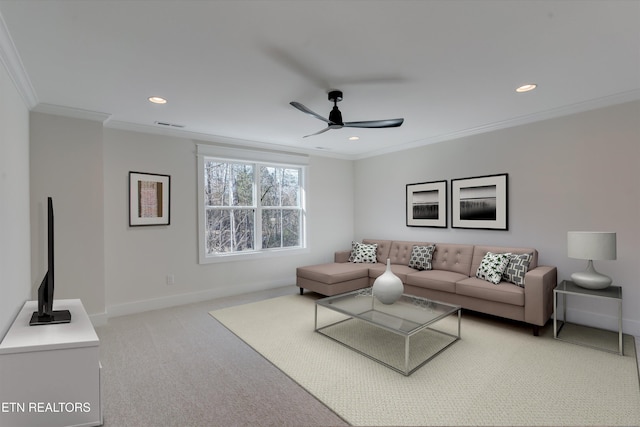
[476,252,511,285]
[408,245,436,270]
[349,241,378,263]
[502,253,532,287]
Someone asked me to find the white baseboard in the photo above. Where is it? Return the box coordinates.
[561,307,640,337]
[104,278,294,319]
[98,282,640,338]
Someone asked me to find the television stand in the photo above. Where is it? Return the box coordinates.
[0,299,102,427]
[29,309,72,325]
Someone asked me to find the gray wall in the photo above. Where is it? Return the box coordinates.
[0,62,30,338]
[27,117,354,320]
[25,100,640,336]
[102,128,354,315]
[30,112,106,318]
[354,100,640,335]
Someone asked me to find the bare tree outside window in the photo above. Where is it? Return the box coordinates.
[203,159,303,256]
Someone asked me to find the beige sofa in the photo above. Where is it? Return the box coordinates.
[296,239,557,335]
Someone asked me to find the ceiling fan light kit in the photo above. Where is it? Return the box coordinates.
[290,90,404,138]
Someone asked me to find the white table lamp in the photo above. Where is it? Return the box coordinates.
[567,231,616,289]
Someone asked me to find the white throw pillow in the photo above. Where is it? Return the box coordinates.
[476,252,511,285]
[349,241,378,263]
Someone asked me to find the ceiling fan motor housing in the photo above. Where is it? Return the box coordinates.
[329,106,343,125]
[328,90,343,103]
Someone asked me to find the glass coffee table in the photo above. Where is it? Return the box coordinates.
[315,288,461,375]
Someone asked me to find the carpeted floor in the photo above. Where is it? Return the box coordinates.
[95,287,348,427]
[96,285,640,426]
[211,293,640,426]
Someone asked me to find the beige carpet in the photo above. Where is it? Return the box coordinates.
[210,294,640,426]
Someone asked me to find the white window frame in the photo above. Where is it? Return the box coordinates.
[197,144,309,264]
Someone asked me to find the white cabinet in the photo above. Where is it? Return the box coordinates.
[0,299,102,427]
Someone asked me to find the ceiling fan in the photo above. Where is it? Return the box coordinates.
[290,90,404,138]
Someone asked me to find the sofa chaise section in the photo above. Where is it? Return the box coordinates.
[296,262,370,297]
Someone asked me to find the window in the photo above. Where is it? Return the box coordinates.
[197,145,307,263]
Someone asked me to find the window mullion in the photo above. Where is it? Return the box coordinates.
[254,163,262,251]
[227,164,235,252]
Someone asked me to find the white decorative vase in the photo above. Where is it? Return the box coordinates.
[372,259,404,304]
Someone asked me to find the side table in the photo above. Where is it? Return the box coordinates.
[553,280,623,355]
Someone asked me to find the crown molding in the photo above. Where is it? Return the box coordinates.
[0,11,37,108]
[104,119,355,160]
[356,89,640,160]
[32,103,111,123]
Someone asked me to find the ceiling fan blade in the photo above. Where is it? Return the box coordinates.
[290,102,331,124]
[343,118,404,128]
[303,127,331,138]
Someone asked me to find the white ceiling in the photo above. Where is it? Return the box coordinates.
[1,0,639,159]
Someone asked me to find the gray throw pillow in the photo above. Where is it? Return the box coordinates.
[502,253,532,287]
[408,245,436,270]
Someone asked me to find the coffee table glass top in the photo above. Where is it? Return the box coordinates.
[316,288,460,335]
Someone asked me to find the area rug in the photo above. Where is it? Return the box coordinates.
[210,294,640,426]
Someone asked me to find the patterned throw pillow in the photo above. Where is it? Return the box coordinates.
[349,241,378,263]
[476,252,512,285]
[408,245,436,270]
[502,253,532,287]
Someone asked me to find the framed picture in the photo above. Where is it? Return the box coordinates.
[451,173,508,230]
[406,180,447,228]
[129,172,171,226]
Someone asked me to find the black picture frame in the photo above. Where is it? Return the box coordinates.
[129,171,171,226]
[406,180,447,228]
[451,173,508,230]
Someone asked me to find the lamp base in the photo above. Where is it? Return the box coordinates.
[571,260,612,289]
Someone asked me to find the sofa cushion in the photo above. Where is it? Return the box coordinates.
[296,263,370,284]
[408,245,436,270]
[405,270,468,293]
[369,263,417,283]
[476,252,511,284]
[431,243,474,276]
[456,277,525,306]
[502,253,532,287]
[349,241,378,263]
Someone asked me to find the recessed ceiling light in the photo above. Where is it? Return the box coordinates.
[348,136,360,141]
[516,84,537,93]
[148,96,167,104]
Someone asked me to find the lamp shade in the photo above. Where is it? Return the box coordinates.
[567,232,616,260]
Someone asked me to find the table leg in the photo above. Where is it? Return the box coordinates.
[553,291,557,338]
[618,299,623,356]
[404,335,410,375]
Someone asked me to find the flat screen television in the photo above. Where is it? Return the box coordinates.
[29,197,71,326]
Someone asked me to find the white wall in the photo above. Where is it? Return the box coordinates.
[0,61,30,338]
[28,102,638,335]
[354,100,640,335]
[30,112,106,319]
[28,114,354,320]
[102,128,354,316]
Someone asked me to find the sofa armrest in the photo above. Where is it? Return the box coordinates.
[523,265,557,326]
[334,250,352,263]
